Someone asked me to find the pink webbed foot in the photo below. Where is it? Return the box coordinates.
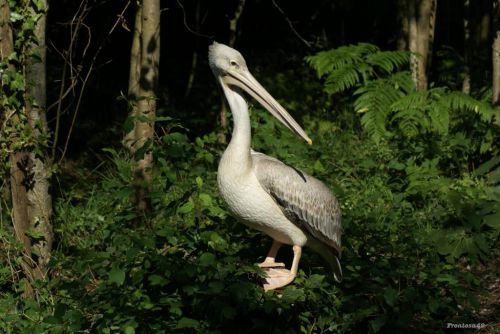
[262,267,294,291]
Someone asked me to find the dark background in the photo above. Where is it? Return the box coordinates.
[45,0,477,160]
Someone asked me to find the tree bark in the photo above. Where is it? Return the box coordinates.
[124,3,142,151]
[407,0,436,90]
[408,0,419,86]
[462,0,471,94]
[26,0,53,277]
[396,0,409,50]
[493,0,500,107]
[1,0,53,292]
[125,0,160,212]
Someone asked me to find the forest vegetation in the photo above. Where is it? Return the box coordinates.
[0,0,499,333]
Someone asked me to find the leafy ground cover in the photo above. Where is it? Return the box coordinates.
[0,44,498,333]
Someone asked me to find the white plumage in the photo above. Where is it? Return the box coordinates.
[209,42,342,290]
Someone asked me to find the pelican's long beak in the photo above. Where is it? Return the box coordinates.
[223,69,313,145]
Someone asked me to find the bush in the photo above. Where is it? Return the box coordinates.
[0,43,498,333]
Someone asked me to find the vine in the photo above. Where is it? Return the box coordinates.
[0,0,47,180]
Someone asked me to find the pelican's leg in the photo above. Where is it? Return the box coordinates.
[263,245,302,291]
[259,240,285,268]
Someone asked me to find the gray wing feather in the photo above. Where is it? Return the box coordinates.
[251,151,342,255]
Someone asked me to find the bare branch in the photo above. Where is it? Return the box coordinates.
[271,0,312,49]
[59,0,133,163]
[176,0,213,39]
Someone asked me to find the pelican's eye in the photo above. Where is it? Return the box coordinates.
[230,60,239,69]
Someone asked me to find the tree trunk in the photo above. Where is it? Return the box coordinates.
[1,0,53,293]
[25,0,53,277]
[408,0,419,86]
[396,0,409,50]
[218,0,246,144]
[408,0,436,90]
[125,0,160,212]
[184,0,201,98]
[493,0,500,107]
[124,3,142,151]
[462,0,471,94]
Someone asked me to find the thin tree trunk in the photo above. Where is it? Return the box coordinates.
[218,0,246,144]
[427,0,437,70]
[126,0,160,212]
[228,0,246,47]
[408,0,419,87]
[462,0,471,94]
[397,0,409,50]
[415,0,433,90]
[25,0,53,277]
[124,3,142,151]
[1,0,52,295]
[408,0,436,91]
[184,0,201,98]
[493,0,500,107]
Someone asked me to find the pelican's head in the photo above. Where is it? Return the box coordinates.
[208,42,312,145]
[209,42,248,77]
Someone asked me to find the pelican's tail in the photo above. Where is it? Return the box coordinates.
[310,242,343,283]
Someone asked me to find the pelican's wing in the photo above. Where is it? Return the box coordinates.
[251,150,342,255]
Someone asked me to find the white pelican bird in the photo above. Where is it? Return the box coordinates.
[209,42,342,290]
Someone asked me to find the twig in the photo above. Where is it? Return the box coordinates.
[176,0,213,39]
[59,0,132,163]
[271,0,312,49]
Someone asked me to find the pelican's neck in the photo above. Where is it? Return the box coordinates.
[221,84,251,169]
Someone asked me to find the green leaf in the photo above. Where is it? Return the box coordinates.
[483,213,500,230]
[195,176,203,188]
[198,252,216,267]
[177,200,193,214]
[124,326,135,334]
[123,116,134,133]
[148,274,168,286]
[134,139,152,160]
[383,287,398,307]
[369,316,386,333]
[176,317,199,329]
[25,229,46,240]
[10,12,23,22]
[473,156,500,177]
[281,286,305,303]
[199,193,212,206]
[108,266,125,286]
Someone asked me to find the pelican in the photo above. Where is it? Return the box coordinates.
[209,42,342,291]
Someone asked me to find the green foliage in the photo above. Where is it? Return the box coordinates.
[0,0,48,178]
[0,43,498,333]
[305,43,410,95]
[307,43,499,144]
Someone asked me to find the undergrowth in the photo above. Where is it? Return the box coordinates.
[0,43,499,333]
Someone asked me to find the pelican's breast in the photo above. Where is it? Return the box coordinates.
[217,152,307,246]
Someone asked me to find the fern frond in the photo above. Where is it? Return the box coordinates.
[305,50,338,78]
[390,90,428,112]
[305,43,379,78]
[441,91,497,123]
[366,50,411,74]
[428,95,450,135]
[360,107,391,142]
[324,64,362,94]
[390,89,450,136]
[386,71,415,94]
[354,79,404,141]
[391,107,428,137]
